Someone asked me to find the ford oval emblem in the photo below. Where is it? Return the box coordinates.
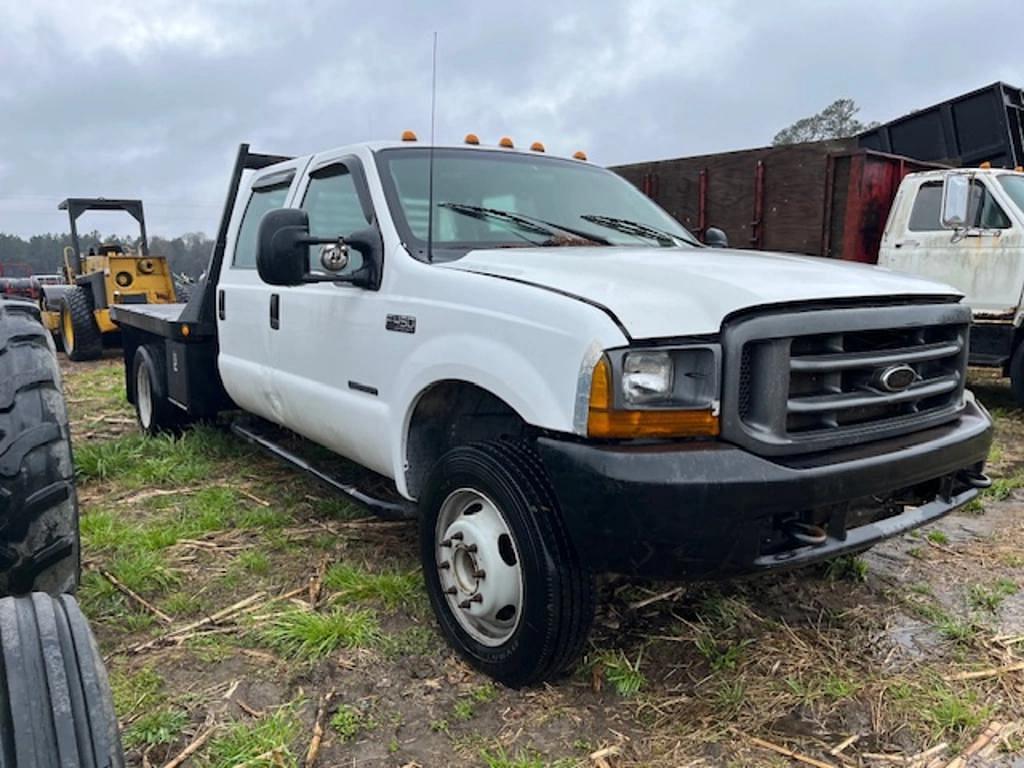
[876,364,917,393]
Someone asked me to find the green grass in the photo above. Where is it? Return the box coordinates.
[824,554,869,582]
[983,472,1024,502]
[123,707,189,749]
[927,530,950,545]
[75,425,247,487]
[235,549,272,575]
[593,650,645,696]
[453,698,476,721]
[922,688,991,741]
[967,579,1017,612]
[258,607,380,659]
[324,563,424,611]
[714,679,746,712]
[330,704,374,742]
[111,667,165,719]
[201,705,301,768]
[695,633,750,673]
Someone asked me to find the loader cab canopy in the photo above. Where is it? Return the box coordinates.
[58,198,150,274]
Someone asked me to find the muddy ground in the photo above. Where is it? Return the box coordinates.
[64,355,1023,767]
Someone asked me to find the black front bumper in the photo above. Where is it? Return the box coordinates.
[538,399,993,578]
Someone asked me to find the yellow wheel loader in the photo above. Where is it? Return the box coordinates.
[40,198,178,361]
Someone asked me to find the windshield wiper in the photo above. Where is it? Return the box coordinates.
[580,214,697,247]
[440,203,610,245]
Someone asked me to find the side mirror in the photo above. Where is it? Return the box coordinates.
[257,208,311,286]
[256,208,383,289]
[704,227,729,248]
[941,174,971,229]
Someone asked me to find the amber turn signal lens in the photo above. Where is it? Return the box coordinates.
[587,358,719,438]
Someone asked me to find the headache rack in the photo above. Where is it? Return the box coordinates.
[721,302,971,456]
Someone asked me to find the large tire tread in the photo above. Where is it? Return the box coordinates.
[0,299,79,596]
[61,287,102,362]
[0,593,123,768]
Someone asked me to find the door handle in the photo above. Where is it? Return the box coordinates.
[270,294,280,330]
[217,289,226,320]
[894,240,919,249]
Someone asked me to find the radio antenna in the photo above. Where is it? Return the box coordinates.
[426,31,438,263]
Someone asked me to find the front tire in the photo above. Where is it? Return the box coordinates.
[1009,341,1024,407]
[419,441,595,687]
[60,286,102,362]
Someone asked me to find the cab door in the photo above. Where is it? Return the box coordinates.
[216,160,307,423]
[265,153,397,477]
[880,175,1023,316]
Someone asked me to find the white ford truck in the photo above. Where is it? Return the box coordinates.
[877,167,1024,402]
[111,140,993,686]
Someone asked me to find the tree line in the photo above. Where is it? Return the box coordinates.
[0,231,214,278]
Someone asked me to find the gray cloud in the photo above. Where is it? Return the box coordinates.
[1,0,1021,238]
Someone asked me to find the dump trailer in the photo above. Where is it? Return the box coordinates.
[613,142,946,262]
[859,81,1024,168]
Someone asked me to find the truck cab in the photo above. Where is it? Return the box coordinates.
[111,140,993,687]
[879,168,1024,397]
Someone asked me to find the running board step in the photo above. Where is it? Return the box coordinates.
[230,419,416,521]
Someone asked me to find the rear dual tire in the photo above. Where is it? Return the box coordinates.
[419,441,595,687]
[132,344,188,435]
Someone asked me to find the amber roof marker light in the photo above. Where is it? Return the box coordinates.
[401,130,418,142]
[530,141,545,152]
[573,150,588,161]
[499,137,514,148]
[464,133,480,145]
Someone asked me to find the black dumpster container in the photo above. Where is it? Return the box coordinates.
[859,81,1024,168]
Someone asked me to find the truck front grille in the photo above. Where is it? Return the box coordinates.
[723,302,971,456]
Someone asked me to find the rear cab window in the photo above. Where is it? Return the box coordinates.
[232,170,295,268]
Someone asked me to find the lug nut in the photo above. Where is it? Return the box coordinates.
[464,544,478,553]
[438,561,451,570]
[440,532,464,548]
[458,595,483,609]
[473,569,486,579]
[444,587,457,595]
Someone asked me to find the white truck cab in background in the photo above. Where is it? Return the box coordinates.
[879,168,1024,400]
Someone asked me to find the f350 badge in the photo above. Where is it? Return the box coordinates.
[386,314,416,334]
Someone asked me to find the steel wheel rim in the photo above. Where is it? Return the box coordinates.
[136,360,153,428]
[435,488,523,647]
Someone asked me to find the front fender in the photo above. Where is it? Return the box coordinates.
[389,332,575,498]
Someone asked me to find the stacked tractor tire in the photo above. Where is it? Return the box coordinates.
[0,298,123,766]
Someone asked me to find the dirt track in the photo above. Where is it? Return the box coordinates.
[64,355,1024,767]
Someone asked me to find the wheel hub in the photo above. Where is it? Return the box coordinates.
[435,488,523,646]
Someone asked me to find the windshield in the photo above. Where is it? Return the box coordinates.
[997,174,1024,216]
[375,147,699,260]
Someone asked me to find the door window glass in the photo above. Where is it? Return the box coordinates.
[909,179,1010,231]
[233,182,290,268]
[302,165,371,276]
[908,182,943,231]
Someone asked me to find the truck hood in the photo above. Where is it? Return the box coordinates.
[441,245,961,339]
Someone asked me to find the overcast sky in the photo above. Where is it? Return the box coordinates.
[1,0,1022,239]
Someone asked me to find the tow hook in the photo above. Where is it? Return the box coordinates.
[958,469,992,489]
[783,521,828,547]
